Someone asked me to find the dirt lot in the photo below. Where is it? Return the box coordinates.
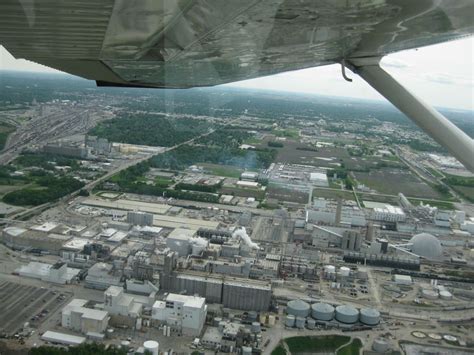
[355,168,442,198]
[267,186,309,204]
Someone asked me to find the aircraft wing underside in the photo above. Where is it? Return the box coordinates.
[0,0,473,88]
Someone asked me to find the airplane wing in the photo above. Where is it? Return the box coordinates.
[0,0,472,88]
[1,0,473,170]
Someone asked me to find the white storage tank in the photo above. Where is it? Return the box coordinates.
[242,346,253,355]
[268,315,276,326]
[360,308,380,326]
[339,266,351,277]
[422,289,439,299]
[439,290,453,300]
[306,318,316,329]
[311,303,335,321]
[324,265,336,279]
[335,305,359,324]
[285,314,295,327]
[295,316,305,329]
[143,340,159,355]
[287,299,311,317]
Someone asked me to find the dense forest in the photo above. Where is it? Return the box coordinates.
[89,114,213,147]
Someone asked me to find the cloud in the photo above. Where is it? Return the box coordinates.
[381,57,411,69]
[422,72,473,87]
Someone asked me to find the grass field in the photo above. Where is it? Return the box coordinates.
[313,188,355,201]
[284,335,351,354]
[0,123,15,150]
[271,344,287,355]
[355,168,442,198]
[199,163,244,178]
[337,338,363,355]
[267,186,309,204]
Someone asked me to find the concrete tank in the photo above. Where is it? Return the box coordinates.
[422,289,439,299]
[311,303,335,321]
[335,305,359,324]
[306,318,316,330]
[439,290,453,300]
[295,316,305,329]
[143,340,159,355]
[360,308,380,326]
[285,314,295,327]
[248,311,258,321]
[372,338,390,352]
[242,346,253,355]
[287,299,311,317]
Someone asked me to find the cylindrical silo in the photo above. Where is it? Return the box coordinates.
[248,311,258,322]
[307,318,316,329]
[287,300,311,317]
[295,317,305,329]
[335,305,359,324]
[372,338,389,352]
[439,290,453,300]
[143,341,159,355]
[214,317,222,326]
[285,314,295,327]
[360,308,380,326]
[311,303,335,321]
[268,315,276,326]
[422,289,438,300]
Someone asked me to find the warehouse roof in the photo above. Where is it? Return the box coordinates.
[41,331,85,345]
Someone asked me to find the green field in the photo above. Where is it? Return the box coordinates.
[284,335,352,354]
[0,123,15,150]
[408,198,455,210]
[313,188,355,202]
[337,338,363,355]
[199,163,244,178]
[271,344,287,355]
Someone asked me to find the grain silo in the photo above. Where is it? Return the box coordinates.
[311,303,335,321]
[359,308,380,325]
[335,305,359,324]
[287,299,311,317]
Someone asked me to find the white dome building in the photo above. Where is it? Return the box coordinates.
[409,233,442,258]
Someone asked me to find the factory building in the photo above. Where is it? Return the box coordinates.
[127,211,154,226]
[16,261,80,284]
[306,200,366,227]
[240,172,259,181]
[43,143,88,159]
[86,135,112,155]
[85,262,123,290]
[1,227,71,254]
[104,286,143,318]
[152,293,207,336]
[62,299,109,334]
[371,205,406,222]
[222,280,271,311]
[170,274,223,304]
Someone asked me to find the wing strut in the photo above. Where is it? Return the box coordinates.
[347,57,474,172]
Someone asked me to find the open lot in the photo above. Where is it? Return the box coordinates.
[0,281,71,336]
[313,188,355,202]
[355,168,442,199]
[273,140,348,168]
[267,186,309,204]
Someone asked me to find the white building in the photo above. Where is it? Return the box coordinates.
[104,286,143,318]
[309,172,329,187]
[371,205,406,222]
[62,299,109,334]
[16,261,80,284]
[152,293,207,336]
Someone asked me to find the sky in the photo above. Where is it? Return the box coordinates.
[1,37,473,110]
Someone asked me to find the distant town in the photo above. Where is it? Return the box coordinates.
[0,71,473,355]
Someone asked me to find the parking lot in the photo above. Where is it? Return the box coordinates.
[0,281,70,336]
